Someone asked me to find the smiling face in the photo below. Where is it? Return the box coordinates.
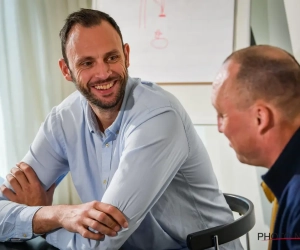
[59,21,130,111]
[211,61,262,165]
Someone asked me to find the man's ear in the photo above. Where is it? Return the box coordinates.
[59,59,72,81]
[255,103,274,134]
[123,43,130,68]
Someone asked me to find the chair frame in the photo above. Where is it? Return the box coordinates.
[186,193,255,250]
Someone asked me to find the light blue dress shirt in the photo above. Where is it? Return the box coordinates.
[0,78,243,250]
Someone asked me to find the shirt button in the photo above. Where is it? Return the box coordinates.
[105,143,109,147]
[23,233,27,237]
[103,180,107,184]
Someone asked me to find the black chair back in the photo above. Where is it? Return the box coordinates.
[186,193,255,250]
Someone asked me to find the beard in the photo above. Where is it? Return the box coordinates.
[72,70,128,110]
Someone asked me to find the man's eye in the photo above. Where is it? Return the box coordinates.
[81,61,93,67]
[107,55,119,63]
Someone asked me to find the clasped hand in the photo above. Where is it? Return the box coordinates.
[0,162,128,240]
[0,162,55,206]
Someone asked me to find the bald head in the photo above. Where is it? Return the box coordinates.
[222,45,300,119]
[225,45,299,66]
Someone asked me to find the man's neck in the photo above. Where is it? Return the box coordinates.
[90,103,121,133]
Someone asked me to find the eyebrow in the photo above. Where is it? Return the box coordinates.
[76,56,95,66]
[104,49,121,58]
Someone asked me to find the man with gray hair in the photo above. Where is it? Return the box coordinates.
[212,45,300,250]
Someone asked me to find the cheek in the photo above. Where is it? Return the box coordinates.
[75,69,90,84]
[220,118,229,134]
[228,125,255,151]
[222,121,240,141]
[113,59,128,75]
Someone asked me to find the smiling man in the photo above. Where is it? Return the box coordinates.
[0,9,242,250]
[212,45,300,250]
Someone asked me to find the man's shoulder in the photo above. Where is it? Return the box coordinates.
[56,91,82,111]
[45,91,84,126]
[287,172,300,194]
[278,174,300,239]
[129,78,184,114]
[47,91,83,118]
[282,172,300,210]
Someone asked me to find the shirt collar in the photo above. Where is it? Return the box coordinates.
[82,77,139,135]
[262,127,300,201]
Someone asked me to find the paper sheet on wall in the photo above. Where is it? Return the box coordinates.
[95,0,235,83]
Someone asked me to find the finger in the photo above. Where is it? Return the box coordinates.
[0,185,17,201]
[11,167,29,188]
[6,173,22,193]
[18,162,40,184]
[94,202,128,228]
[78,224,106,240]
[89,209,120,232]
[84,216,118,236]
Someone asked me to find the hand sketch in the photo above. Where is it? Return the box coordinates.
[139,0,168,49]
[151,29,168,49]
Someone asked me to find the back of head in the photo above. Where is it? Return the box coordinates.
[226,45,300,120]
[59,8,124,66]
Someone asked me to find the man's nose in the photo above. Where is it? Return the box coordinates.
[94,62,112,79]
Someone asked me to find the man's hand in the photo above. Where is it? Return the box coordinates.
[33,201,128,240]
[0,162,55,206]
[60,201,127,239]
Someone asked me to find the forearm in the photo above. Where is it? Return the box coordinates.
[32,205,102,249]
[32,206,63,234]
[42,203,128,250]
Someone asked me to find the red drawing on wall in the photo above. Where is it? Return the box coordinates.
[139,0,169,49]
[139,0,147,28]
[154,0,166,17]
[151,29,168,49]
